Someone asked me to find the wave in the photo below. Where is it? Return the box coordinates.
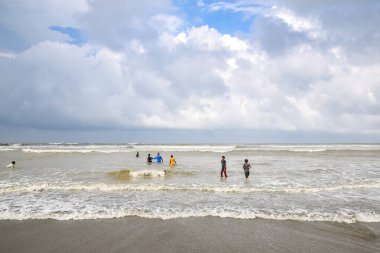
[109,169,166,178]
[48,142,80,145]
[0,148,17,151]
[1,179,380,194]
[234,144,380,153]
[108,169,192,179]
[132,145,237,153]
[1,144,380,153]
[0,208,379,223]
[21,148,135,154]
[12,144,235,153]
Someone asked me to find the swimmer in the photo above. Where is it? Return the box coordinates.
[220,156,227,177]
[6,161,16,168]
[243,159,251,179]
[153,153,164,163]
[147,154,153,164]
[169,155,176,167]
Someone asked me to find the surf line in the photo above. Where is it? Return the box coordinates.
[1,180,380,194]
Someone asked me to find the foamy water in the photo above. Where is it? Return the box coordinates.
[0,143,379,223]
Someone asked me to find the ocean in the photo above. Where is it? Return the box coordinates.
[0,143,379,223]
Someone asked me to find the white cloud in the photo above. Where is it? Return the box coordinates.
[0,52,15,58]
[149,14,184,33]
[0,0,379,139]
[268,5,325,39]
[0,0,88,51]
[161,25,249,52]
[78,0,172,49]
[208,0,268,15]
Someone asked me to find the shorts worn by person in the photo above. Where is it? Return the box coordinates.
[243,159,251,179]
[220,156,227,177]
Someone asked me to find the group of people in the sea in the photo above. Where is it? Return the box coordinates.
[138,152,177,167]
[135,152,252,179]
[6,154,252,179]
[220,155,252,179]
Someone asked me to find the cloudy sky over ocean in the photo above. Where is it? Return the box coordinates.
[0,0,379,143]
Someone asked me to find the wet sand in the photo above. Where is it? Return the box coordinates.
[0,217,379,253]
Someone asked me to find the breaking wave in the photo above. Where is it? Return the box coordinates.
[1,208,379,223]
[1,179,380,194]
[1,143,380,153]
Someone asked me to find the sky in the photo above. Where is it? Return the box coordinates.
[0,0,379,143]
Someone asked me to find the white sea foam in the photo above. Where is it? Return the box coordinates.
[18,144,236,153]
[21,148,132,153]
[235,144,380,152]
[1,179,380,194]
[129,170,166,177]
[48,142,79,145]
[20,144,135,153]
[132,145,236,153]
[0,208,379,223]
[0,143,379,153]
[0,147,16,152]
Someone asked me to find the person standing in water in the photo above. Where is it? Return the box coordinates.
[6,161,16,168]
[136,152,139,158]
[153,153,164,163]
[243,159,251,179]
[220,156,227,177]
[169,155,176,167]
[147,154,153,164]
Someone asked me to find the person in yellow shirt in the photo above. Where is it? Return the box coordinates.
[169,155,176,167]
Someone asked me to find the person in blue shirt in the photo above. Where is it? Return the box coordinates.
[153,153,164,163]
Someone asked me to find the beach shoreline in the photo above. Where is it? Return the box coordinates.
[0,217,379,253]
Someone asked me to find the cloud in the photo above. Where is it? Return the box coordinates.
[0,42,133,129]
[78,0,174,49]
[0,0,88,51]
[0,0,379,140]
[207,0,268,15]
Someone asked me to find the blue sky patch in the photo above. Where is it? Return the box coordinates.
[50,26,84,45]
[174,0,257,35]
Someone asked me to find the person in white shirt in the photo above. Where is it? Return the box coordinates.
[6,161,15,168]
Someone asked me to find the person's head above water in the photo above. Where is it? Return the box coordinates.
[12,161,15,165]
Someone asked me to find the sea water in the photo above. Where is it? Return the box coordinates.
[0,143,379,223]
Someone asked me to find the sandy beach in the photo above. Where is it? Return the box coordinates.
[0,217,379,253]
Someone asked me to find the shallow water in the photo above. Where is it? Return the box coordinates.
[0,143,379,222]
